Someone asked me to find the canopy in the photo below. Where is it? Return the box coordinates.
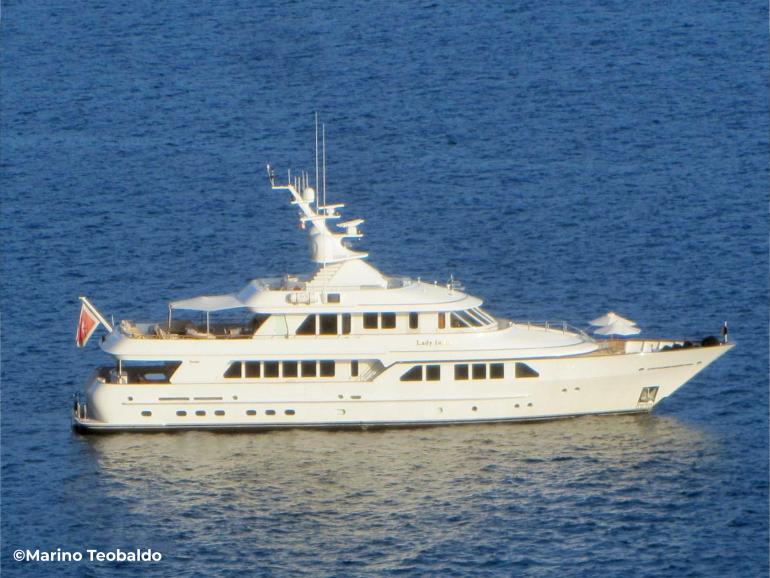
[590,311,635,327]
[169,293,244,312]
[593,320,641,336]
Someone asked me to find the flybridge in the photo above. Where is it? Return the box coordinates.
[267,116,367,265]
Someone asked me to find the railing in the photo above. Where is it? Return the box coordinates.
[508,319,596,342]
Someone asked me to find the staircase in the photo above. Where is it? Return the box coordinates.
[308,262,344,287]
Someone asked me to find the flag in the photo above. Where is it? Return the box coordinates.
[76,303,100,348]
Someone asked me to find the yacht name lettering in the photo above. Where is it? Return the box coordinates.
[417,339,445,346]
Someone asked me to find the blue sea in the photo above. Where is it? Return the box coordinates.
[2,1,767,576]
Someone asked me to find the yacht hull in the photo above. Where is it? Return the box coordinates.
[73,342,732,432]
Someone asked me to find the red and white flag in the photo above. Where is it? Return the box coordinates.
[76,303,100,348]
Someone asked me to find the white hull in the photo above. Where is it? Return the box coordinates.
[74,342,731,432]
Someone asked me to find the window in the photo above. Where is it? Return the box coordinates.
[454,364,469,380]
[438,313,446,329]
[246,409,257,416]
[472,364,487,380]
[381,312,396,329]
[409,312,419,329]
[264,361,280,378]
[285,409,296,416]
[224,362,242,379]
[296,315,317,335]
[450,313,467,328]
[214,410,225,416]
[319,314,338,335]
[363,313,378,329]
[195,410,206,416]
[457,310,482,327]
[351,360,359,377]
[490,363,504,379]
[319,360,335,377]
[639,386,659,403]
[265,409,276,416]
[426,365,441,381]
[401,365,423,381]
[283,361,298,377]
[301,360,317,377]
[466,309,488,326]
[342,313,351,334]
[327,293,341,303]
[245,361,261,378]
[176,410,187,417]
[515,363,539,378]
[141,410,152,417]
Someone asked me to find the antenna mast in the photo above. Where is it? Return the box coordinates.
[314,112,319,210]
[322,123,327,208]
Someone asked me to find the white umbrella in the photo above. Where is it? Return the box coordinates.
[593,320,641,336]
[590,311,636,327]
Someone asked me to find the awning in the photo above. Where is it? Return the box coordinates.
[590,311,636,326]
[169,293,244,312]
[593,320,641,336]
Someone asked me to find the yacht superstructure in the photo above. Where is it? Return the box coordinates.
[73,138,732,432]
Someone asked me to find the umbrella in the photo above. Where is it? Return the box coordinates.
[590,311,636,327]
[593,320,641,336]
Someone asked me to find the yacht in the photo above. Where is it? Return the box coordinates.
[73,138,732,432]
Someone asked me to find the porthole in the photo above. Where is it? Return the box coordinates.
[195,410,206,416]
[514,404,520,408]
[246,410,257,416]
[128,396,134,401]
[527,403,533,407]
[285,409,296,416]
[141,410,152,417]
[214,410,225,416]
[176,410,187,417]
[265,409,276,416]
[472,406,478,412]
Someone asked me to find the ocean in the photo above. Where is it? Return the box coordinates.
[2,1,767,576]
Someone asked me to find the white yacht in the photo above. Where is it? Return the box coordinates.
[73,141,732,432]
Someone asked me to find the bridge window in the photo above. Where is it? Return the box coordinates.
[296,315,316,336]
[515,363,539,378]
[319,314,338,335]
[264,361,280,378]
[401,365,423,381]
[245,361,261,378]
[224,362,242,379]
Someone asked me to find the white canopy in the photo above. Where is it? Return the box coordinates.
[590,311,636,327]
[593,320,641,336]
[169,293,244,312]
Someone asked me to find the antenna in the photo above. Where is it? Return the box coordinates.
[322,123,327,208]
[315,112,319,210]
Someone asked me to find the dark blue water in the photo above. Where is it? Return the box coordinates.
[2,1,767,576]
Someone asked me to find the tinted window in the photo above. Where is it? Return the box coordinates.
[285,409,296,416]
[450,313,467,328]
[400,365,423,381]
[176,410,187,417]
[490,363,504,379]
[438,313,446,329]
[426,365,441,381]
[296,315,316,335]
[214,410,225,416]
[245,361,261,378]
[381,312,396,329]
[515,363,540,378]
[409,312,419,329]
[363,313,378,329]
[319,360,335,377]
[351,360,359,377]
[341,313,351,335]
[283,361,298,377]
[246,409,257,416]
[195,410,206,416]
[319,314,338,335]
[327,293,341,303]
[264,361,280,378]
[301,360,317,377]
[472,364,487,380]
[265,409,276,416]
[224,362,242,379]
[454,364,469,380]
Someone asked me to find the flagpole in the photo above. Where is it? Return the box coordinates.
[79,296,113,332]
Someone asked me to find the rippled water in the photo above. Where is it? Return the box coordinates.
[2,0,767,576]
